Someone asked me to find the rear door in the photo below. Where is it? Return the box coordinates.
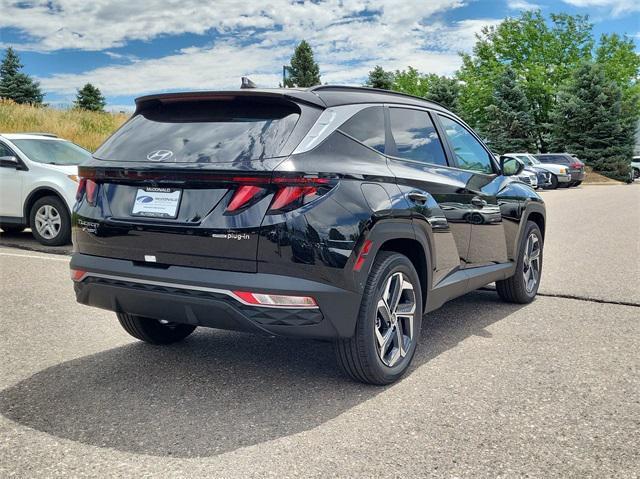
[383,106,466,281]
[74,96,313,273]
[435,114,509,268]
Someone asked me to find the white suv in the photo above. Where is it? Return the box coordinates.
[0,133,91,245]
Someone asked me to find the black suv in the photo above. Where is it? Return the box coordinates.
[71,86,545,385]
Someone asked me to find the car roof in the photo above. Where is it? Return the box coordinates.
[135,85,450,112]
[1,133,62,140]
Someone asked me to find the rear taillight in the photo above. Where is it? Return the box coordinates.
[570,162,582,169]
[224,176,333,215]
[76,178,98,205]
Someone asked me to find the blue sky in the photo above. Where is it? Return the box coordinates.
[1,0,638,110]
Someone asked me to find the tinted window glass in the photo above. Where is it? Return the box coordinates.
[536,154,569,165]
[95,99,300,163]
[339,106,385,153]
[11,139,91,165]
[438,115,493,174]
[389,108,447,165]
[0,142,14,157]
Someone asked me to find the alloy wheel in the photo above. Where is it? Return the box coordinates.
[375,272,416,367]
[522,233,541,293]
[34,204,61,240]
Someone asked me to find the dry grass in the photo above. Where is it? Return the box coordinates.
[582,165,624,184]
[0,99,129,152]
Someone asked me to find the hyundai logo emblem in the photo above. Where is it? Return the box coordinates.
[146,149,174,162]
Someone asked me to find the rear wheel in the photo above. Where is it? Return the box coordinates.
[496,221,543,304]
[29,196,71,246]
[336,251,422,385]
[116,313,196,345]
[633,168,639,180]
[572,181,582,187]
[547,175,558,189]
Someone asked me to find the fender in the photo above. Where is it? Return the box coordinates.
[351,218,433,310]
[513,199,546,255]
[23,185,72,220]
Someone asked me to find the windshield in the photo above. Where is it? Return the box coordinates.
[12,139,91,165]
[95,98,300,164]
[514,154,539,165]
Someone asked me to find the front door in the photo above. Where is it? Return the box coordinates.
[0,141,24,218]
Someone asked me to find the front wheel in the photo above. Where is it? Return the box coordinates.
[117,313,196,345]
[496,221,543,304]
[547,175,558,189]
[336,251,422,385]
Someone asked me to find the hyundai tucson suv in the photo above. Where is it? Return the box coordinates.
[70,86,545,385]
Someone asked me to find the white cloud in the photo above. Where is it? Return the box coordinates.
[507,0,542,10]
[2,1,502,98]
[561,0,640,16]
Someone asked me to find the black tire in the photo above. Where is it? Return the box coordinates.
[633,168,639,180]
[0,224,26,233]
[29,195,71,246]
[572,181,582,187]
[116,313,196,345]
[548,174,558,189]
[336,251,423,385]
[496,221,543,304]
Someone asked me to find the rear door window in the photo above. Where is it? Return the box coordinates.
[339,106,385,153]
[95,98,300,164]
[438,115,494,174]
[388,108,447,166]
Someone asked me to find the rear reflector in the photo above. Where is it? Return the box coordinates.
[70,269,87,281]
[232,291,318,308]
[353,239,373,271]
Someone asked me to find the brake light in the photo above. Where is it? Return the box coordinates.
[232,291,318,308]
[85,179,98,205]
[224,176,333,215]
[570,162,582,169]
[76,178,86,201]
[227,185,265,212]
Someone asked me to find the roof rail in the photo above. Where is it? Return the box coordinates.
[21,132,59,138]
[308,85,448,110]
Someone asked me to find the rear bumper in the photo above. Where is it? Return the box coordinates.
[557,173,572,183]
[570,170,585,181]
[70,253,361,339]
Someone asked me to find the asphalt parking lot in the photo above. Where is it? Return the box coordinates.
[0,184,638,478]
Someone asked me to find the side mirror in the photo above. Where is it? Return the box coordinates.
[0,156,19,168]
[500,155,525,176]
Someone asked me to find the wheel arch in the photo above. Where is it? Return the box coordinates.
[360,220,432,311]
[23,186,71,220]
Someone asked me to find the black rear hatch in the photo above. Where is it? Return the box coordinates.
[73,93,323,273]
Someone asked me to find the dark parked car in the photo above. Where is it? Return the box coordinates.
[535,153,585,187]
[71,86,546,385]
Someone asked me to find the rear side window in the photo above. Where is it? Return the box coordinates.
[339,106,385,153]
[388,108,447,166]
[11,139,91,165]
[95,98,300,163]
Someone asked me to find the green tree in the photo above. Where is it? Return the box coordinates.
[457,11,593,150]
[74,83,106,112]
[283,40,321,88]
[365,65,394,90]
[391,66,430,97]
[550,62,632,180]
[424,76,460,113]
[481,67,536,153]
[0,47,44,105]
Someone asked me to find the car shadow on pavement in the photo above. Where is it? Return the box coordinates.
[0,290,525,458]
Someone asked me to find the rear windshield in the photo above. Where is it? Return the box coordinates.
[95,98,300,164]
[12,139,91,165]
[536,154,570,164]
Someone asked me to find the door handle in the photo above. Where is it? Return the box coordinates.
[471,196,487,208]
[408,191,428,205]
